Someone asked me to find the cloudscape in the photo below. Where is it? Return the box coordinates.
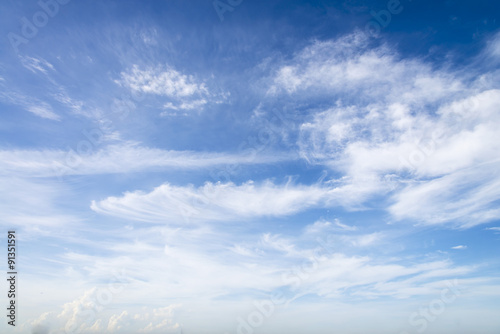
[1,0,500,333]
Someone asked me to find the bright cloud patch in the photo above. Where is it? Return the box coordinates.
[265,33,500,227]
[91,181,330,223]
[116,65,227,115]
[118,65,207,98]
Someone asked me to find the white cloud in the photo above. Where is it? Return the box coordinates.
[260,233,298,256]
[91,180,330,223]
[268,31,463,104]
[52,90,85,114]
[304,218,357,235]
[485,31,500,59]
[117,65,207,98]
[18,217,491,334]
[303,220,333,234]
[486,227,500,233]
[161,99,208,116]
[0,143,294,178]
[20,56,55,74]
[163,99,207,111]
[281,252,472,299]
[0,84,60,120]
[267,32,500,227]
[24,289,181,334]
[333,219,358,231]
[451,245,467,250]
[117,64,228,116]
[22,225,479,313]
[389,160,500,227]
[344,232,383,247]
[27,103,61,120]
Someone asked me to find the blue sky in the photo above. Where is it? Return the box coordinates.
[1,0,500,333]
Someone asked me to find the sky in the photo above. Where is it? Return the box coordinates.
[1,0,500,333]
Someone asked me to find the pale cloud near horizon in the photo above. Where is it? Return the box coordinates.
[24,288,181,334]
[17,218,492,334]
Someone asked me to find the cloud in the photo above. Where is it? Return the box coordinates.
[0,84,60,120]
[389,161,500,227]
[161,99,209,116]
[116,64,228,115]
[0,177,81,231]
[451,245,468,250]
[260,233,298,256]
[3,7,500,334]
[265,32,500,227]
[333,219,358,231]
[268,31,463,104]
[303,220,333,235]
[52,90,85,115]
[117,65,207,98]
[26,103,61,120]
[0,143,294,178]
[280,252,472,299]
[485,31,500,59]
[163,99,207,111]
[20,56,55,74]
[344,232,383,247]
[486,227,500,233]
[91,180,330,223]
[303,219,357,235]
[25,289,181,334]
[25,224,478,309]
[89,39,500,228]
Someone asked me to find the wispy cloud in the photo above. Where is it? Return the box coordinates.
[26,103,60,120]
[0,86,60,120]
[0,177,81,231]
[265,33,500,227]
[303,219,357,235]
[19,56,55,74]
[91,180,330,223]
[0,143,295,177]
[389,161,500,227]
[268,32,463,104]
